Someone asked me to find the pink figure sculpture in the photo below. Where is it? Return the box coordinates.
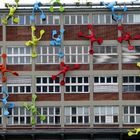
[52,62,80,86]
[0,53,19,83]
[78,24,103,54]
[117,25,140,50]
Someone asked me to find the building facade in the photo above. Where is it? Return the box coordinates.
[0,2,140,140]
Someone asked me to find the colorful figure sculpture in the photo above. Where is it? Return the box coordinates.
[0,54,19,117]
[23,94,45,125]
[52,61,80,86]
[50,28,65,58]
[128,128,140,136]
[0,54,19,83]
[30,2,46,22]
[25,25,45,58]
[117,25,140,50]
[49,0,64,12]
[100,1,127,22]
[78,24,103,55]
[0,86,14,116]
[1,0,19,25]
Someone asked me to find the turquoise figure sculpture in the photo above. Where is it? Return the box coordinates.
[23,94,45,125]
[100,1,127,22]
[0,86,14,116]
[2,0,19,25]
[49,0,64,12]
[30,1,46,22]
[50,28,65,58]
[25,25,45,58]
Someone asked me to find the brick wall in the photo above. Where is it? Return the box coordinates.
[93,93,119,100]
[64,93,90,101]
[93,64,118,70]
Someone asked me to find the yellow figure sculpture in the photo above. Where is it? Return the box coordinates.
[25,25,45,58]
[137,62,140,68]
[2,0,19,25]
[128,128,140,136]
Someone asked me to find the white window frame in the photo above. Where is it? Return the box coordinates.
[8,107,31,125]
[36,46,60,64]
[7,46,32,65]
[36,107,61,125]
[36,76,61,93]
[7,76,32,94]
[65,76,89,93]
[64,106,90,124]
[94,106,119,124]
[64,15,89,25]
[123,106,140,124]
[123,76,140,92]
[64,46,89,64]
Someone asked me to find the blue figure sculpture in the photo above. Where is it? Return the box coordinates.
[50,28,65,58]
[30,1,46,22]
[100,1,127,22]
[0,86,14,116]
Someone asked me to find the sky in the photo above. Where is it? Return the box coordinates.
[0,0,139,8]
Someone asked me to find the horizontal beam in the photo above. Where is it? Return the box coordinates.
[4,2,140,8]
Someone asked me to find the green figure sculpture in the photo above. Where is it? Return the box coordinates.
[128,128,140,136]
[2,0,19,25]
[25,25,45,58]
[49,0,64,12]
[23,94,45,125]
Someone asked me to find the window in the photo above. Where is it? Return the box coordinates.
[37,107,60,125]
[94,106,119,124]
[0,108,2,125]
[93,46,118,64]
[36,77,60,93]
[93,14,116,24]
[7,47,32,64]
[64,106,90,124]
[65,77,89,93]
[94,76,118,92]
[6,14,60,25]
[8,107,31,125]
[124,106,140,124]
[134,14,140,23]
[64,15,89,25]
[122,46,140,64]
[123,76,140,92]
[7,76,32,94]
[36,46,60,64]
[64,46,89,64]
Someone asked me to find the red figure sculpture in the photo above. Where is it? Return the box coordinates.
[52,61,80,86]
[117,25,140,50]
[0,53,19,83]
[78,24,103,54]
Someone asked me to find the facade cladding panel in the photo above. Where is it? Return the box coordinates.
[0,4,140,140]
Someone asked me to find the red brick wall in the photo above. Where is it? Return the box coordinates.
[122,64,139,70]
[35,64,89,71]
[6,26,60,41]
[93,64,118,70]
[36,94,61,101]
[9,94,32,101]
[123,93,140,100]
[64,25,117,40]
[7,65,32,71]
[122,24,140,37]
[64,93,90,101]
[93,93,119,100]
[0,26,2,41]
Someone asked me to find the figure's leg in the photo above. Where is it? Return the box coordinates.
[39,9,46,20]
[13,16,19,24]
[25,40,33,46]
[32,45,38,58]
[128,40,134,50]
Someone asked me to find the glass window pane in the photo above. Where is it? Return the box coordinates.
[136,107,140,114]
[71,15,75,24]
